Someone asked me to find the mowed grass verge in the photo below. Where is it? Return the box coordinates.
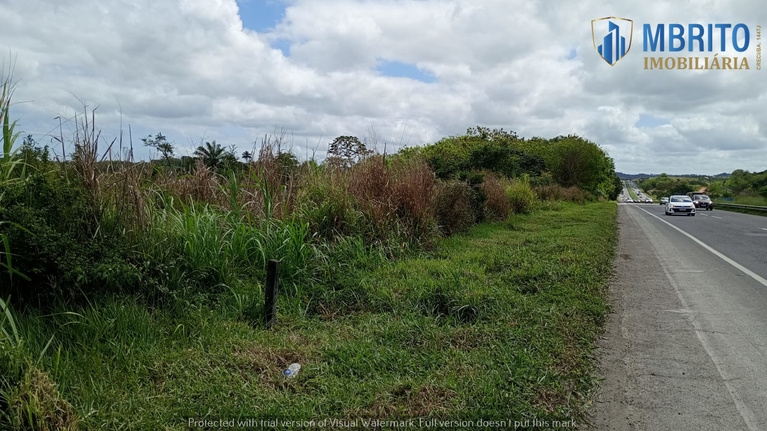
[4,201,617,429]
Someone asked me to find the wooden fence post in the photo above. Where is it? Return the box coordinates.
[264,259,280,329]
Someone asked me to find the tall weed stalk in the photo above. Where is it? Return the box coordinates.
[0,62,29,283]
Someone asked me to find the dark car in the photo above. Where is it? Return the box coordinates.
[691,194,714,210]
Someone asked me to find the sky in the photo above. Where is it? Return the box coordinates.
[1,0,766,175]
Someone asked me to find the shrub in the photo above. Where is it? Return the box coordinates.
[534,184,588,204]
[390,158,436,240]
[344,156,438,244]
[297,166,358,240]
[561,185,589,204]
[457,171,486,223]
[433,181,475,236]
[348,156,394,240]
[534,184,564,201]
[0,173,133,302]
[481,174,510,220]
[507,176,537,214]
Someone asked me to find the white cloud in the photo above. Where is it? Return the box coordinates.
[1,0,767,173]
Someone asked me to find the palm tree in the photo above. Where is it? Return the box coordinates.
[241,151,252,162]
[194,141,226,170]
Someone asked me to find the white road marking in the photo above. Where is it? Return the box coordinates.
[761,228,767,231]
[712,216,723,220]
[636,206,767,289]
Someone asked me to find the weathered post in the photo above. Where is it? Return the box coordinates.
[264,259,280,329]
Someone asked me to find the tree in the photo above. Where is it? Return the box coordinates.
[220,145,239,172]
[610,173,623,200]
[327,136,372,167]
[726,169,752,193]
[468,143,545,178]
[194,141,226,170]
[669,180,693,195]
[143,132,175,168]
[548,136,616,196]
[706,180,727,198]
[241,151,253,162]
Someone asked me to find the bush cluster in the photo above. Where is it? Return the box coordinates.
[1,123,618,306]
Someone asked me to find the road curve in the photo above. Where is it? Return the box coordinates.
[589,203,767,431]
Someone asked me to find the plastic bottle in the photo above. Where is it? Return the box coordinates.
[283,363,301,377]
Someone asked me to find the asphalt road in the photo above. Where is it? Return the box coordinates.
[589,203,767,430]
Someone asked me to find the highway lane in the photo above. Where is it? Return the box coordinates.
[591,203,767,431]
[629,203,767,281]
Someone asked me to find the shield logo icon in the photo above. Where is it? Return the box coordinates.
[592,17,633,66]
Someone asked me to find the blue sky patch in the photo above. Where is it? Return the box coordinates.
[236,0,286,32]
[567,48,577,59]
[376,60,435,83]
[636,114,670,128]
[270,39,291,56]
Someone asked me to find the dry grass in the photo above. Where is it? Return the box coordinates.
[391,158,436,238]
[71,109,101,221]
[345,156,436,241]
[481,174,510,220]
[158,159,225,206]
[433,180,475,236]
[232,345,312,391]
[348,156,393,237]
[348,382,458,419]
[535,184,588,204]
[6,366,80,431]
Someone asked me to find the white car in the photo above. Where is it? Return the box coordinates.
[665,195,696,216]
[644,197,653,203]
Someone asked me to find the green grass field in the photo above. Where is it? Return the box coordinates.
[2,201,617,429]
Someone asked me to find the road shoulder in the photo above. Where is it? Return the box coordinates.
[587,205,747,431]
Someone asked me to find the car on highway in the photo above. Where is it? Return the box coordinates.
[644,197,653,203]
[625,198,634,203]
[665,195,696,216]
[660,197,669,205]
[690,194,714,211]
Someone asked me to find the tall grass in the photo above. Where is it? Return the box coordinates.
[0,63,29,284]
[507,175,537,214]
[535,184,589,204]
[0,297,80,430]
[138,193,316,300]
[481,174,511,220]
[433,180,475,235]
[1,67,24,185]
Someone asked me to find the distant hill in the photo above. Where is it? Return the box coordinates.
[617,172,730,180]
[617,172,653,180]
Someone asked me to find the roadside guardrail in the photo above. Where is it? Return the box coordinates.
[714,202,767,212]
